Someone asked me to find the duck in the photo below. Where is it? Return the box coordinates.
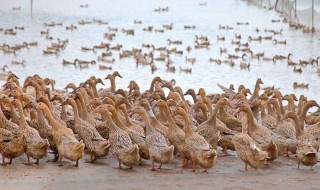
[62,59,76,66]
[249,78,263,103]
[236,101,278,161]
[265,98,296,156]
[232,133,268,171]
[293,66,302,73]
[66,24,77,30]
[63,98,110,163]
[0,95,19,133]
[216,98,243,133]
[0,128,26,166]
[167,39,182,45]
[173,107,217,172]
[99,65,112,70]
[240,62,250,69]
[81,47,96,52]
[179,67,192,73]
[196,98,235,155]
[282,112,318,169]
[139,99,168,137]
[74,59,96,65]
[106,104,149,160]
[156,100,191,167]
[23,98,59,161]
[36,102,85,167]
[98,71,123,97]
[273,39,286,45]
[11,99,49,165]
[93,105,140,169]
[132,106,174,171]
[293,82,309,89]
[216,35,225,41]
[12,60,25,65]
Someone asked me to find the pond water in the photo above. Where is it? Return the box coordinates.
[0,0,320,103]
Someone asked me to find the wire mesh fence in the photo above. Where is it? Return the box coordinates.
[245,0,320,32]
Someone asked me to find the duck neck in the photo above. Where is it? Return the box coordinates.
[162,104,177,131]
[289,114,303,138]
[75,99,84,119]
[243,107,257,136]
[68,99,80,122]
[251,106,260,121]
[200,106,208,120]
[271,101,282,123]
[189,90,197,104]
[78,93,90,118]
[60,101,67,121]
[207,102,222,125]
[109,76,116,93]
[139,110,150,123]
[32,83,41,100]
[276,98,285,116]
[10,104,19,123]
[297,97,305,116]
[204,100,213,115]
[287,98,295,112]
[158,104,167,121]
[179,110,193,136]
[299,102,312,130]
[40,106,60,128]
[90,83,99,98]
[100,108,116,129]
[149,79,158,92]
[80,91,92,112]
[44,98,54,116]
[259,104,267,119]
[14,101,28,127]
[120,106,133,126]
[265,101,275,116]
[109,109,127,130]
[250,82,260,101]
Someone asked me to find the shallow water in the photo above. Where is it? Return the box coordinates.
[0,0,320,104]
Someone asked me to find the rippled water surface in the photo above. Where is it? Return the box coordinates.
[0,0,320,102]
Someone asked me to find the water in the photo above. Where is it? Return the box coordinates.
[0,0,320,104]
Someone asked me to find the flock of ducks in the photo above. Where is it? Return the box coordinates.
[1,1,320,174]
[1,2,320,88]
[0,72,320,172]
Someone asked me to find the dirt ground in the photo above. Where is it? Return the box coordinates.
[1,149,319,190]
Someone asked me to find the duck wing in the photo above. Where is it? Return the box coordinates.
[217,83,236,96]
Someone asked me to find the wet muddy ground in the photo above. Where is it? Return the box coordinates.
[1,150,319,190]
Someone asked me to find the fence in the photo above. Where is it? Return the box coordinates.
[245,0,320,32]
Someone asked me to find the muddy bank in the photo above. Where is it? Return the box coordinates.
[1,150,319,190]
